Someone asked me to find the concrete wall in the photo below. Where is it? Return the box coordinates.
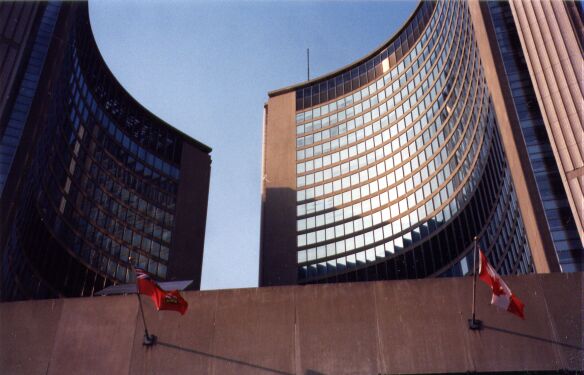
[259,92,298,286]
[1,273,582,374]
[170,141,212,290]
[467,1,560,273]
[508,0,584,245]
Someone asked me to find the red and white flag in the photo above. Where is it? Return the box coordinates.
[478,250,525,319]
[135,267,188,315]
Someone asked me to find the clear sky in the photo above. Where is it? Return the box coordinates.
[89,0,418,290]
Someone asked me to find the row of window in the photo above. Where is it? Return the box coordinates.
[297,109,493,261]
[65,27,181,281]
[296,61,479,195]
[65,80,177,228]
[295,16,473,168]
[444,209,532,278]
[296,40,483,236]
[295,0,457,136]
[299,126,532,280]
[295,43,479,208]
[296,26,468,169]
[69,73,179,204]
[26,34,179,283]
[73,18,185,164]
[41,113,170,278]
[296,98,488,231]
[295,1,436,110]
[71,50,181,182]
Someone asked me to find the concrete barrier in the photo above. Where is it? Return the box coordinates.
[1,273,582,374]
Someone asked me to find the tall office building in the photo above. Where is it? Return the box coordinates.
[260,1,583,286]
[0,2,212,301]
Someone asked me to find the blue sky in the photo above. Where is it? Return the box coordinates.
[89,0,418,290]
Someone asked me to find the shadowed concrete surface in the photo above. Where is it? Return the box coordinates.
[0,273,582,374]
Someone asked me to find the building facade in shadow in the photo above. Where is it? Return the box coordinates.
[0,2,212,300]
[260,1,583,286]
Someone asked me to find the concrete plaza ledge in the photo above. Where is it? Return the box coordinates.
[1,273,582,374]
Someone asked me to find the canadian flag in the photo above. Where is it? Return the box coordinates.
[478,250,525,319]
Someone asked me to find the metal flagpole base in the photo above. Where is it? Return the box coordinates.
[143,333,157,346]
[468,318,482,330]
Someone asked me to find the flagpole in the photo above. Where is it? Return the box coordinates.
[469,236,482,330]
[129,256,157,346]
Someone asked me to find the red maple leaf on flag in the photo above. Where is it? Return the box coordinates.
[478,250,524,319]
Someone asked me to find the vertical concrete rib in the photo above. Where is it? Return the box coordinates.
[468,1,559,273]
[508,0,584,245]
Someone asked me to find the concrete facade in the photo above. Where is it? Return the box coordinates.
[260,92,298,286]
[467,1,560,273]
[1,273,582,374]
[508,0,584,244]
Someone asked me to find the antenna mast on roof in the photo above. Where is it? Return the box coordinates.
[307,48,310,81]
